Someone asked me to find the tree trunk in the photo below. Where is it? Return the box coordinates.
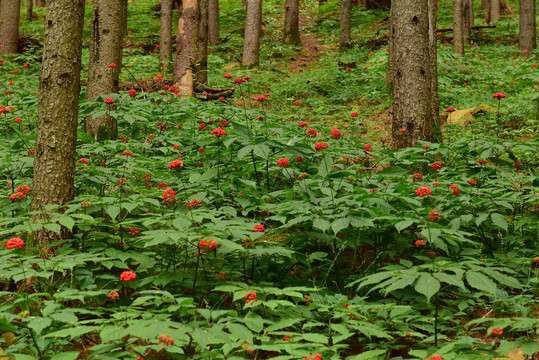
[242,0,262,66]
[428,0,442,142]
[196,0,208,85]
[481,0,489,9]
[340,0,352,49]
[453,0,464,56]
[490,0,500,21]
[173,0,198,96]
[32,0,84,241]
[0,0,21,54]
[284,0,301,45]
[468,0,474,30]
[208,0,219,44]
[160,0,173,73]
[462,0,471,43]
[519,0,536,56]
[121,0,128,37]
[85,0,124,141]
[391,0,434,148]
[36,0,44,6]
[27,0,33,20]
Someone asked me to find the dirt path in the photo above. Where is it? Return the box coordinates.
[288,14,326,73]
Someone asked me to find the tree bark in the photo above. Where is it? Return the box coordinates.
[453,0,464,56]
[340,0,352,49]
[32,0,84,241]
[428,0,442,142]
[489,0,500,21]
[196,0,208,85]
[242,0,262,66]
[0,0,21,54]
[481,0,488,9]
[173,0,199,96]
[27,0,33,20]
[391,0,434,148]
[519,0,536,56]
[85,0,124,141]
[284,0,301,45]
[462,0,471,43]
[36,0,44,6]
[208,0,219,44]
[386,1,395,91]
[160,0,173,72]
[121,0,128,37]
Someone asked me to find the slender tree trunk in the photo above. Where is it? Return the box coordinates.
[519,0,536,56]
[85,0,123,141]
[32,0,84,242]
[490,0,500,21]
[173,0,199,96]
[196,0,208,85]
[121,0,128,37]
[391,0,434,148]
[284,0,301,45]
[428,0,442,142]
[160,0,173,73]
[0,0,21,54]
[462,0,471,43]
[27,0,33,20]
[340,0,352,49]
[242,0,262,66]
[468,0,474,30]
[36,0,44,6]
[453,0,464,56]
[481,0,489,9]
[208,0,219,44]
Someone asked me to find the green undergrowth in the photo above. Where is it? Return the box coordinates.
[0,0,538,359]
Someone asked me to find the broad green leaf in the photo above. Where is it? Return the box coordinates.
[414,273,440,302]
[385,272,417,294]
[490,213,508,231]
[318,153,333,178]
[243,311,263,333]
[313,217,330,232]
[376,166,408,177]
[395,219,414,233]
[466,270,496,293]
[433,272,466,290]
[331,218,349,234]
[253,144,271,160]
[301,333,328,343]
[28,317,52,335]
[346,349,387,359]
[51,352,79,360]
[520,342,539,356]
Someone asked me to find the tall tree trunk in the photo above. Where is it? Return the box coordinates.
[85,0,123,141]
[453,0,464,56]
[160,0,173,73]
[27,0,33,20]
[36,0,44,6]
[391,0,434,148]
[462,0,471,43]
[121,0,128,37]
[284,0,301,45]
[32,0,84,242]
[428,0,442,142]
[196,0,208,85]
[481,0,489,9]
[208,0,219,44]
[242,0,262,66]
[519,0,536,56]
[489,0,500,21]
[173,0,199,96]
[468,0,474,30]
[0,0,21,54]
[340,0,352,49]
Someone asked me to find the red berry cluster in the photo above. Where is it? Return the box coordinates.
[245,292,257,304]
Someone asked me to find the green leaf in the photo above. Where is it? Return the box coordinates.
[331,218,349,234]
[433,272,466,290]
[318,153,333,178]
[301,333,328,343]
[173,217,191,232]
[520,342,539,356]
[243,311,263,333]
[466,270,496,293]
[414,273,440,302]
[313,217,330,233]
[105,205,120,221]
[376,166,408,177]
[237,145,254,159]
[385,272,417,294]
[346,349,387,360]
[395,219,415,233]
[57,216,75,231]
[490,213,508,231]
[28,317,52,335]
[253,144,271,160]
[50,352,80,360]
